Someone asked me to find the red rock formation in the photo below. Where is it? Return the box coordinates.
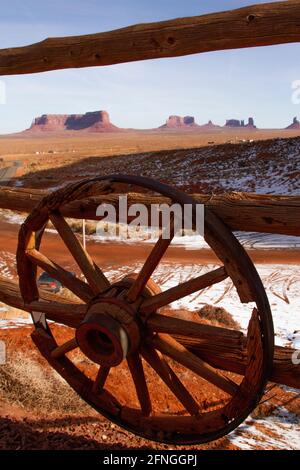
[286,116,300,130]
[225,117,256,129]
[183,116,196,126]
[246,117,256,129]
[29,114,68,132]
[199,120,221,130]
[27,111,119,133]
[225,119,241,128]
[160,115,199,129]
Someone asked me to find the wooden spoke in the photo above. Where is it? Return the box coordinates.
[49,212,110,294]
[152,334,238,396]
[127,352,152,416]
[147,311,243,341]
[30,300,85,328]
[141,345,200,416]
[51,337,78,359]
[92,367,110,394]
[126,217,175,302]
[26,248,93,302]
[141,266,228,315]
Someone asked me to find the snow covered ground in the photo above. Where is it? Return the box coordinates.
[229,405,300,450]
[0,317,32,329]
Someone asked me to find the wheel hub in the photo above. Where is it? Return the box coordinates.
[76,298,141,367]
[76,275,161,367]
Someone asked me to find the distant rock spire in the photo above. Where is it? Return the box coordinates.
[286,116,300,129]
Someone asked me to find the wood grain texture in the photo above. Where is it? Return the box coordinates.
[1,1,300,75]
[49,211,110,294]
[225,308,265,419]
[127,218,175,302]
[152,333,238,396]
[0,187,299,236]
[141,266,228,315]
[141,345,200,416]
[92,366,110,393]
[51,337,78,359]
[127,353,152,416]
[141,412,227,435]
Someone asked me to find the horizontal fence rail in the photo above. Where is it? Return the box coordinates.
[0,186,299,236]
[1,1,300,75]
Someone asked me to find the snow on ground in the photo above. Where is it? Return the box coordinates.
[0,209,26,225]
[0,251,16,280]
[0,317,32,329]
[228,406,300,450]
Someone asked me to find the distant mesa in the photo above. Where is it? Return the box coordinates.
[159,115,220,130]
[225,119,241,128]
[286,116,300,130]
[27,111,119,133]
[160,115,257,131]
[159,115,199,129]
[224,117,256,129]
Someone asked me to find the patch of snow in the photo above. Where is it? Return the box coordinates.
[0,210,25,225]
[0,317,32,329]
[229,407,300,450]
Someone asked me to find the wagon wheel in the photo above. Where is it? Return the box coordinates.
[17,175,274,445]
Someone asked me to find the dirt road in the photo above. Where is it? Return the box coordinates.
[0,160,21,185]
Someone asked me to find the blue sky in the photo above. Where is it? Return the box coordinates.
[1,0,300,133]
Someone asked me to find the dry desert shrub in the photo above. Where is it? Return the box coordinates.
[251,403,277,419]
[198,304,240,329]
[63,219,96,235]
[0,350,90,415]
